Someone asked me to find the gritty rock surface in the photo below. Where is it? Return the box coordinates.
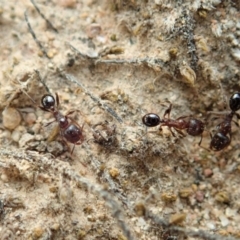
[0,0,240,239]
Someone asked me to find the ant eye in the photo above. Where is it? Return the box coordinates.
[229,92,240,112]
[142,113,161,127]
[41,94,55,109]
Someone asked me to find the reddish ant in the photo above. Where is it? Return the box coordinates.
[209,92,240,151]
[142,104,205,144]
[40,93,84,154]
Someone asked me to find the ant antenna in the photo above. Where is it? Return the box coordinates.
[34,69,51,93]
[30,0,58,33]
[24,11,49,59]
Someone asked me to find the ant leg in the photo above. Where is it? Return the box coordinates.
[199,131,210,151]
[45,119,56,127]
[198,138,210,151]
[68,116,84,130]
[55,93,60,107]
[159,124,175,136]
[39,106,51,112]
[168,127,176,137]
[174,128,186,137]
[163,104,172,119]
[176,115,191,120]
[198,134,203,146]
[71,139,84,153]
[71,144,76,155]
[66,110,75,116]
[235,112,240,119]
[233,120,239,127]
[66,109,83,118]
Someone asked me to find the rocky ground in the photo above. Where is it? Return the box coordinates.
[0,0,240,239]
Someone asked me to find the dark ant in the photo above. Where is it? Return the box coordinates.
[40,93,84,154]
[142,104,204,144]
[209,92,240,151]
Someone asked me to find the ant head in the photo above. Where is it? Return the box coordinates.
[229,92,240,112]
[142,113,161,127]
[41,94,55,111]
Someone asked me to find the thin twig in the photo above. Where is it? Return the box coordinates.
[61,73,123,123]
[30,0,58,33]
[24,11,49,58]
[34,69,51,93]
[95,57,166,68]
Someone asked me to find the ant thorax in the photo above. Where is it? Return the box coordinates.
[54,111,69,129]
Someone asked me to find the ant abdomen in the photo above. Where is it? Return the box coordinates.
[210,132,231,151]
[64,124,84,144]
[187,119,204,136]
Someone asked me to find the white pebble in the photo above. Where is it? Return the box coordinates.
[219,215,229,227]
[11,126,26,142]
[206,222,216,230]
[232,48,240,61]
[19,133,35,148]
[2,108,21,130]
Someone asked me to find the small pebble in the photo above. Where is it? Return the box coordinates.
[11,126,26,142]
[199,183,207,191]
[203,168,213,178]
[3,107,21,130]
[46,141,64,156]
[50,223,60,231]
[109,168,119,178]
[0,129,11,140]
[19,133,35,148]
[24,112,37,125]
[195,191,205,202]
[32,226,44,238]
[169,213,186,225]
[86,23,102,38]
[215,191,231,204]
[179,65,196,86]
[179,187,193,198]
[58,0,76,8]
[206,222,216,230]
[58,183,73,204]
[219,215,229,227]
[1,173,8,182]
[225,208,236,218]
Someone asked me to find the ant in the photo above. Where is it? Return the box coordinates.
[142,104,205,144]
[209,92,240,151]
[40,93,84,154]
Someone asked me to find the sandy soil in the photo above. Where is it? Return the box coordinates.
[0,0,240,239]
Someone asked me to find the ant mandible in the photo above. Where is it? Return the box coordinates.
[142,104,205,144]
[40,93,84,154]
[209,92,240,151]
